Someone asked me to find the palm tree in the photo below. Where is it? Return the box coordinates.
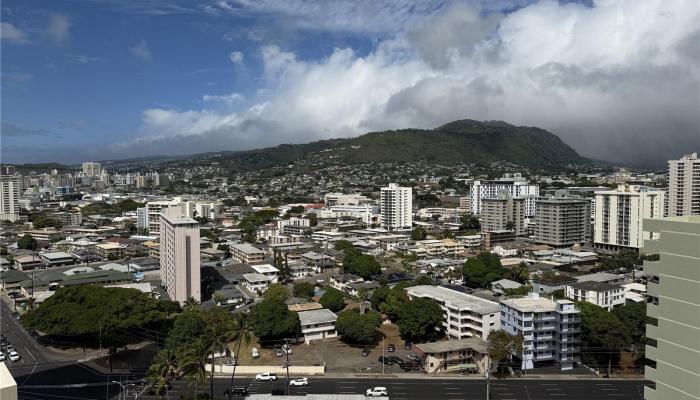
[178,339,210,397]
[227,312,253,392]
[512,262,530,284]
[203,308,234,398]
[183,297,200,311]
[148,348,177,399]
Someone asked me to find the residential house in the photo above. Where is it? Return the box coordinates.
[298,308,338,344]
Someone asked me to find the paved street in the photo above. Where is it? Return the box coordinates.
[1,299,54,364]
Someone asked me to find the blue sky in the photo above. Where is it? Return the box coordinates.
[1,0,698,166]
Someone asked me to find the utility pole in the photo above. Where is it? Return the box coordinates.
[382,337,385,375]
[486,338,491,400]
[284,338,291,395]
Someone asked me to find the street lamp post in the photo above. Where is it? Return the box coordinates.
[111,380,126,400]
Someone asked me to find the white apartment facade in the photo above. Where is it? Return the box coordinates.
[147,200,183,236]
[534,193,591,247]
[470,174,539,217]
[500,293,580,370]
[230,243,266,264]
[406,285,500,341]
[82,162,102,177]
[666,152,700,217]
[480,195,526,235]
[159,209,201,305]
[593,185,665,250]
[380,183,412,230]
[0,175,20,222]
[565,281,625,311]
[298,308,338,344]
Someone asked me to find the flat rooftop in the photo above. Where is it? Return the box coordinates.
[500,294,575,313]
[231,243,266,254]
[417,337,488,354]
[407,285,500,315]
[298,308,338,325]
[251,264,279,274]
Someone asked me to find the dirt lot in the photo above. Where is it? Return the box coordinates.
[228,322,422,374]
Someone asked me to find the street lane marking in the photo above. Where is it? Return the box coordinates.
[601,388,620,391]
[24,346,36,362]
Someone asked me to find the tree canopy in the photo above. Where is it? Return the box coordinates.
[410,226,427,241]
[335,309,382,344]
[248,299,300,340]
[343,253,381,280]
[396,298,444,342]
[579,302,628,370]
[462,254,506,288]
[17,234,37,250]
[488,330,524,372]
[293,282,315,299]
[319,288,346,312]
[262,283,290,303]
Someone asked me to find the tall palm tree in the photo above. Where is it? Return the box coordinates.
[227,312,253,391]
[183,297,200,311]
[178,339,210,397]
[204,308,234,398]
[148,348,177,399]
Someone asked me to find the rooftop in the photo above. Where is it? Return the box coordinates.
[407,285,500,315]
[574,272,622,283]
[251,264,280,274]
[416,337,488,354]
[298,308,338,325]
[500,293,576,313]
[231,243,266,254]
[532,274,576,285]
[568,280,622,292]
[41,252,74,260]
[242,273,271,283]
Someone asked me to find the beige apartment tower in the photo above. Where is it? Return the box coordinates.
[0,175,20,222]
[481,194,526,236]
[534,192,591,247]
[643,216,700,400]
[159,209,201,305]
[667,153,700,217]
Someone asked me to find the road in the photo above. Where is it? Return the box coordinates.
[0,299,53,364]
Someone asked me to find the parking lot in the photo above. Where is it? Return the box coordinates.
[231,322,423,374]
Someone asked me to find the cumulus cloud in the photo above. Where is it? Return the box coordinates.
[46,13,71,45]
[229,51,244,64]
[118,0,699,167]
[0,22,30,44]
[70,54,103,63]
[129,39,152,61]
[203,92,245,105]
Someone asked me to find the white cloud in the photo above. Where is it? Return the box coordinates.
[229,51,244,64]
[70,54,103,64]
[121,0,700,166]
[129,39,152,61]
[202,92,245,104]
[0,22,30,44]
[46,13,71,45]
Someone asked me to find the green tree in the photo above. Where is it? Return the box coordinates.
[396,298,444,342]
[579,302,628,374]
[147,348,177,398]
[227,312,253,392]
[487,330,524,373]
[477,252,502,269]
[379,282,412,320]
[248,299,300,340]
[334,240,357,254]
[166,310,207,349]
[507,262,530,284]
[305,213,318,227]
[414,275,433,286]
[505,221,515,231]
[462,258,504,288]
[335,309,382,344]
[612,302,647,361]
[344,254,381,279]
[293,282,315,299]
[262,283,290,303]
[460,214,480,231]
[178,338,210,397]
[369,285,389,311]
[217,244,231,258]
[319,288,346,312]
[410,226,427,241]
[17,234,36,250]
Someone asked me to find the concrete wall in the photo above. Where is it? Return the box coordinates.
[0,362,17,400]
[206,364,325,376]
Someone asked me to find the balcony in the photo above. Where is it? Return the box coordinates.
[645,345,657,361]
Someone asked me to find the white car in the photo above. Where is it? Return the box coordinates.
[255,372,277,381]
[289,378,309,387]
[366,387,388,397]
[8,351,20,362]
[251,347,260,358]
[0,352,5,362]
[282,343,293,355]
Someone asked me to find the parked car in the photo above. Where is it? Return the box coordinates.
[8,351,20,362]
[404,341,412,350]
[366,387,388,397]
[406,353,420,362]
[387,344,395,353]
[377,356,392,366]
[251,348,260,358]
[224,359,237,366]
[282,343,293,355]
[224,386,249,397]
[0,352,5,362]
[255,372,277,381]
[361,347,371,357]
[399,361,421,371]
[274,346,284,357]
[289,378,309,387]
[387,356,403,365]
[6,345,15,353]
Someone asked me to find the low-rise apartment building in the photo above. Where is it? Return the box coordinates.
[499,293,580,370]
[406,285,500,341]
[565,281,625,311]
[297,308,338,344]
[230,243,266,264]
[414,239,466,258]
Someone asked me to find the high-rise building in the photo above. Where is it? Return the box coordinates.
[380,183,412,230]
[81,162,102,177]
[500,293,580,371]
[534,192,591,247]
[480,193,526,235]
[0,165,15,175]
[159,208,201,305]
[666,152,700,217]
[642,216,700,400]
[0,175,20,222]
[593,185,665,250]
[136,207,149,230]
[470,174,539,217]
